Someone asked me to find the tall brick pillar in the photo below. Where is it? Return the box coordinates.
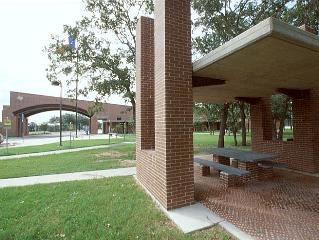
[154,0,194,209]
[103,122,108,134]
[251,98,273,149]
[23,117,29,136]
[2,107,19,137]
[90,115,98,134]
[292,90,319,172]
[136,17,155,150]
[136,17,159,200]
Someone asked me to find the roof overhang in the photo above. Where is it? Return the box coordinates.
[192,17,319,103]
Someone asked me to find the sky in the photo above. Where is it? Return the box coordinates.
[0,0,126,124]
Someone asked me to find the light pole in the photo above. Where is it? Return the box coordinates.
[75,48,79,138]
[52,80,63,147]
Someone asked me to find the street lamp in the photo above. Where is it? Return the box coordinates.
[52,80,63,147]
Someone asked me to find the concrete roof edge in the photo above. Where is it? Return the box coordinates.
[271,17,319,51]
[193,17,273,73]
[193,17,319,73]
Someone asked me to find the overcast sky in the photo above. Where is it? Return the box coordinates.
[0,0,126,124]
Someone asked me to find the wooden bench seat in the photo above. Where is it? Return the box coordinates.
[194,158,250,176]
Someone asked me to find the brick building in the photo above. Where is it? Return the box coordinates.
[136,0,319,210]
[1,91,133,137]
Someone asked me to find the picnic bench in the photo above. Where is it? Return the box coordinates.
[194,148,276,187]
[194,158,250,176]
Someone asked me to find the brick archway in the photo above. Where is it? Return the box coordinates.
[2,91,133,137]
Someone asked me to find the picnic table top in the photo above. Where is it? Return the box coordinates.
[209,148,276,163]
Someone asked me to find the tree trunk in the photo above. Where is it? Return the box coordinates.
[233,130,237,146]
[218,103,229,148]
[278,119,285,140]
[207,122,212,135]
[130,98,136,134]
[239,101,246,146]
[278,97,289,140]
[273,120,277,140]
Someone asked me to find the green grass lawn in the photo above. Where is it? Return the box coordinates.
[0,134,136,157]
[0,131,294,179]
[193,132,252,153]
[0,144,136,179]
[0,177,230,240]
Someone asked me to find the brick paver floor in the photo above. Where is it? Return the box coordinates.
[194,167,319,240]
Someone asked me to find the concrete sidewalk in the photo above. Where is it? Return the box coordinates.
[0,142,135,161]
[0,167,136,188]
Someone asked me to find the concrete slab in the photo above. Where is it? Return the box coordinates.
[219,221,255,240]
[192,17,319,103]
[0,167,136,188]
[167,203,223,233]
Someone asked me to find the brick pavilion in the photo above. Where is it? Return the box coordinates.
[136,0,319,210]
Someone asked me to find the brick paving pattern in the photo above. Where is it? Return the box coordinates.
[195,167,319,240]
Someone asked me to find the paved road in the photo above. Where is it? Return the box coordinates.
[0,132,123,148]
[0,167,136,188]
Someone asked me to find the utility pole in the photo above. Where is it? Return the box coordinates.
[75,48,79,138]
[51,80,63,147]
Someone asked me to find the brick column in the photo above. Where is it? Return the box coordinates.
[136,17,159,200]
[2,107,19,137]
[90,115,98,134]
[292,90,319,172]
[23,117,29,136]
[154,0,194,209]
[103,122,109,134]
[251,98,273,150]
[136,17,155,151]
[220,172,238,188]
[213,155,230,165]
[238,161,259,182]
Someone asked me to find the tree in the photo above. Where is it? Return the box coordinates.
[271,94,291,140]
[286,0,319,33]
[192,0,292,55]
[39,123,49,134]
[227,102,241,146]
[218,103,230,148]
[44,0,153,123]
[194,103,220,135]
[239,101,247,146]
[49,113,90,131]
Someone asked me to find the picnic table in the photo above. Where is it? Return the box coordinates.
[195,148,276,186]
[208,148,276,163]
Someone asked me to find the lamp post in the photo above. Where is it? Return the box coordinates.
[52,80,63,147]
[68,36,79,138]
[75,48,79,138]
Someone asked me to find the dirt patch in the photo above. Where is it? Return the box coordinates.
[95,151,126,158]
[120,160,136,167]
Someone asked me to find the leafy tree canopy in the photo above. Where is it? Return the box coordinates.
[44,0,153,122]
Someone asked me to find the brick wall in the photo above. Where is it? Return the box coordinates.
[136,17,165,205]
[251,92,319,173]
[136,0,194,210]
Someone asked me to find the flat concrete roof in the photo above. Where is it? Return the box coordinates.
[193,17,319,103]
